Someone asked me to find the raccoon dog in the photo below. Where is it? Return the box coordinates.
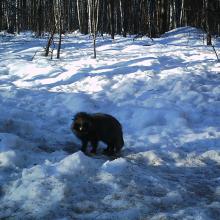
[71,112,124,156]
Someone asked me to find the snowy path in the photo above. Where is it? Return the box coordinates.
[0,27,220,219]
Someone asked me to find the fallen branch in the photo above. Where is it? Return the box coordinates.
[31,49,45,61]
[211,44,220,62]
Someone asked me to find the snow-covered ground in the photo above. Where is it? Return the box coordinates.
[0,27,220,219]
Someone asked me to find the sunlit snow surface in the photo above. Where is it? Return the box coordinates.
[0,27,220,219]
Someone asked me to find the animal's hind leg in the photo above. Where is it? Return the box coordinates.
[103,144,115,156]
[115,140,123,154]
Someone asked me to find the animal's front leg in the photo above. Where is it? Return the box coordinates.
[90,140,98,154]
[81,140,88,153]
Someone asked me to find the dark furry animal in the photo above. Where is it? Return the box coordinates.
[71,112,124,156]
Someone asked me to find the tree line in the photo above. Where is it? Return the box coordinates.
[1,0,220,55]
[1,0,220,38]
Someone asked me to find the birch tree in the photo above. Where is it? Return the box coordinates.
[88,0,99,58]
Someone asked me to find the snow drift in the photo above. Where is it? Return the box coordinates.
[0,27,220,219]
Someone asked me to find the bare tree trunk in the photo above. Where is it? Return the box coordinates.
[77,0,82,32]
[180,0,185,26]
[77,0,88,34]
[57,0,62,58]
[204,0,212,45]
[0,0,2,30]
[36,0,44,37]
[88,0,92,34]
[45,27,56,57]
[89,0,99,58]
[57,18,62,58]
[15,0,19,33]
[108,0,115,39]
[120,0,127,37]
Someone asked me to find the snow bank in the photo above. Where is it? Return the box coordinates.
[0,27,220,219]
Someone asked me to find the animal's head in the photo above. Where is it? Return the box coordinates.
[71,112,92,134]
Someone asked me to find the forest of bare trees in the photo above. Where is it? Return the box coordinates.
[1,0,220,40]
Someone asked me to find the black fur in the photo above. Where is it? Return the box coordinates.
[71,112,124,155]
